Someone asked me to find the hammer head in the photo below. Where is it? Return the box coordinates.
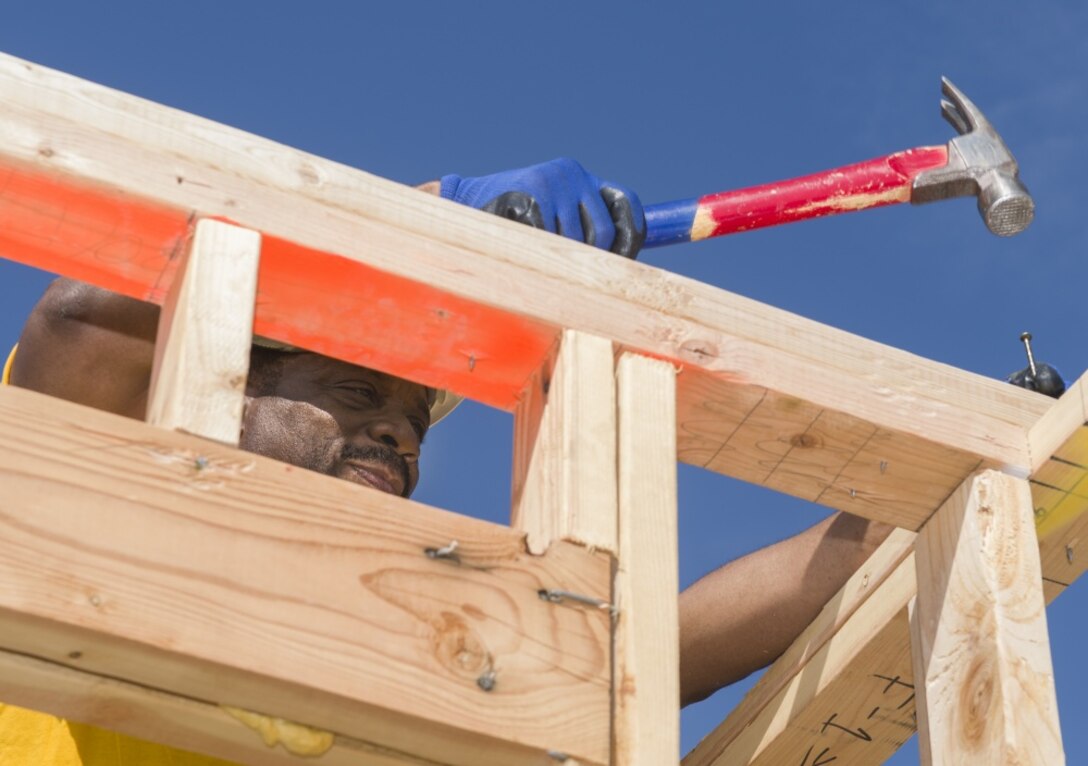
[911,77,1034,236]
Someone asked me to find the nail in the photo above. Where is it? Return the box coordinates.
[477,669,497,692]
[1020,332,1038,378]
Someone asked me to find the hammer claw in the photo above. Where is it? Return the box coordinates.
[940,77,989,134]
[940,99,971,136]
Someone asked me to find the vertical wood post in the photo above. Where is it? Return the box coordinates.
[511,329,618,554]
[614,353,679,765]
[911,469,1064,765]
[146,218,261,445]
[511,338,680,764]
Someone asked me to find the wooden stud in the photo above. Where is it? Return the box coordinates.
[912,470,1064,765]
[146,218,261,445]
[614,353,679,765]
[511,329,618,555]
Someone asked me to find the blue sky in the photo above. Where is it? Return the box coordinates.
[1,2,1086,762]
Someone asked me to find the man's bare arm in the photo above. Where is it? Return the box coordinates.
[11,278,158,418]
[679,511,893,706]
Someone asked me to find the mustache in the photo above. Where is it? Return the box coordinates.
[339,443,411,497]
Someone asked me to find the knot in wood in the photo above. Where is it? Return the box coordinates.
[432,611,491,678]
[958,656,996,747]
[790,433,822,449]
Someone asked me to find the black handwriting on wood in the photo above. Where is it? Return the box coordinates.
[799,744,837,766]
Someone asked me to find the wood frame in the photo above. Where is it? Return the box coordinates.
[0,50,1082,765]
[683,384,1088,766]
[0,383,613,765]
[0,51,1051,531]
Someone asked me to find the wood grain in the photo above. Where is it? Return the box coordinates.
[614,353,680,765]
[0,650,444,766]
[1028,372,1088,589]
[913,470,1063,764]
[147,218,260,445]
[678,406,1088,765]
[0,384,612,765]
[511,330,618,555]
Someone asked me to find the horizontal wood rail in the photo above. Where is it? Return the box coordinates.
[0,51,1053,532]
[0,383,613,764]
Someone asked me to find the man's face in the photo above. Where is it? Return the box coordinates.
[239,353,432,498]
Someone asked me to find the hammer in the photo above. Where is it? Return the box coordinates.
[642,77,1033,247]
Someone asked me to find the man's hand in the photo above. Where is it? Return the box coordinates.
[440,158,645,259]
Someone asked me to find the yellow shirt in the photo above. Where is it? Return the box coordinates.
[2,344,15,385]
[1,345,236,765]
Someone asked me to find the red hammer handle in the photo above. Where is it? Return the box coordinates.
[643,145,949,247]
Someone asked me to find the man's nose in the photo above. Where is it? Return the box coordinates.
[366,415,420,461]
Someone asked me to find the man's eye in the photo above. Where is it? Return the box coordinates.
[410,420,427,443]
[340,384,377,402]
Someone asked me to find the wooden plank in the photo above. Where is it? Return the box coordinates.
[1028,372,1088,588]
[912,470,1063,764]
[0,384,612,766]
[689,377,984,529]
[147,218,261,445]
[683,531,920,766]
[511,330,618,555]
[0,650,437,766]
[614,353,679,765]
[1027,373,1088,475]
[0,52,1052,530]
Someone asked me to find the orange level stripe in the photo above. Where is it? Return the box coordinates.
[0,158,557,409]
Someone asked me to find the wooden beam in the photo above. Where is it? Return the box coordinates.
[614,353,680,765]
[1027,372,1088,590]
[912,470,1063,764]
[0,51,1051,530]
[147,218,261,445]
[683,531,920,766]
[0,650,436,765]
[0,384,612,766]
[511,330,618,554]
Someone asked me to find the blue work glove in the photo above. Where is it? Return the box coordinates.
[441,158,645,259]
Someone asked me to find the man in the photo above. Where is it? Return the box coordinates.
[1,159,893,764]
